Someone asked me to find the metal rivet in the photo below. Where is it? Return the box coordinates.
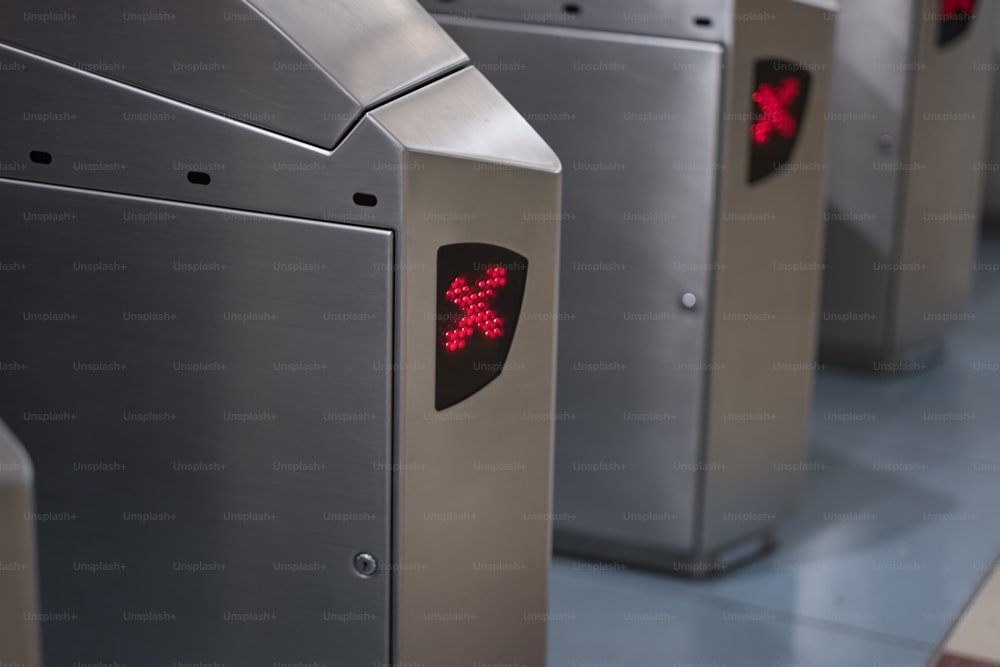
[353,552,378,578]
[877,133,895,154]
[680,292,698,310]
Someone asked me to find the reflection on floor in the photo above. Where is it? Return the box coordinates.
[548,230,1000,667]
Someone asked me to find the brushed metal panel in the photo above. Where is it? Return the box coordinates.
[700,0,833,552]
[0,420,41,667]
[439,18,723,556]
[821,0,918,360]
[0,180,393,666]
[371,67,560,666]
[394,155,559,667]
[891,0,994,356]
[0,0,467,148]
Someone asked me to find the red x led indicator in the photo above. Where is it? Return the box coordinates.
[942,0,974,18]
[748,60,810,183]
[443,266,507,352]
[435,243,528,410]
[751,78,801,146]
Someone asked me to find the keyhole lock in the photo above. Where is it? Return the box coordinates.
[353,552,379,578]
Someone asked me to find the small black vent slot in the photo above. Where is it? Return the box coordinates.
[353,192,378,207]
[29,151,52,164]
[187,171,211,185]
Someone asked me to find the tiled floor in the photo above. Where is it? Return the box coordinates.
[547,230,1000,667]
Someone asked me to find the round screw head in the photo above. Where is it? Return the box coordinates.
[680,292,698,311]
[878,133,895,154]
[353,552,378,578]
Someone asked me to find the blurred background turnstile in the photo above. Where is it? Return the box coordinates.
[821,0,995,365]
[424,0,836,572]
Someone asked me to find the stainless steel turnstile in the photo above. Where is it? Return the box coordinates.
[0,2,561,665]
[424,0,835,572]
[821,0,994,365]
[0,421,40,667]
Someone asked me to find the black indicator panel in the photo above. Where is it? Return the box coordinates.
[938,0,977,47]
[748,59,811,184]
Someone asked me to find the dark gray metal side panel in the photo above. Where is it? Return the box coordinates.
[0,420,41,667]
[0,180,393,666]
[440,17,724,555]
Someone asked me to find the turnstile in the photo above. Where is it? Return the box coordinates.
[0,2,561,665]
[0,421,40,667]
[424,0,835,572]
[821,0,994,365]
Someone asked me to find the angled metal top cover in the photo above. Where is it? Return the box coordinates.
[0,0,468,148]
[0,2,561,666]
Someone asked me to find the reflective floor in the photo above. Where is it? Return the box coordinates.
[548,230,1000,667]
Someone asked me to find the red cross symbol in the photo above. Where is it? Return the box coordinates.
[751,77,801,146]
[443,266,507,352]
[942,0,974,17]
